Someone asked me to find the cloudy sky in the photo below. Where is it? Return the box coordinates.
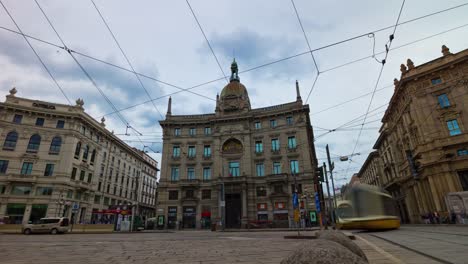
[1,0,468,188]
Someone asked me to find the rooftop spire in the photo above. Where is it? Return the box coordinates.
[230,58,240,82]
[296,80,302,103]
[167,96,172,116]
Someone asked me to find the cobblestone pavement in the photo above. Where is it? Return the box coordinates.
[1,226,467,264]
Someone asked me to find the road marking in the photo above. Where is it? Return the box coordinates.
[356,235,402,264]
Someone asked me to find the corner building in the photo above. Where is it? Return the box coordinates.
[357,46,468,223]
[0,88,157,225]
[158,61,318,229]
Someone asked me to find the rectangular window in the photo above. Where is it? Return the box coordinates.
[0,185,5,194]
[202,189,211,200]
[273,184,283,194]
[185,190,194,198]
[203,167,211,180]
[67,190,73,198]
[256,163,264,176]
[171,167,179,181]
[103,197,109,205]
[189,128,196,136]
[229,162,240,177]
[437,94,450,108]
[98,182,102,191]
[458,170,468,191]
[87,173,93,183]
[431,77,442,85]
[94,195,101,204]
[107,184,110,193]
[270,119,277,128]
[55,120,65,129]
[79,170,86,181]
[271,138,280,151]
[204,145,211,157]
[71,168,77,180]
[273,162,282,174]
[0,160,9,174]
[21,162,33,175]
[172,146,180,157]
[36,187,53,196]
[174,128,181,136]
[254,121,262,129]
[291,184,303,194]
[457,149,468,156]
[255,141,263,153]
[75,191,82,200]
[447,119,462,136]
[290,160,299,174]
[35,117,45,126]
[13,114,23,124]
[286,116,293,125]
[204,127,211,135]
[168,190,178,200]
[188,146,196,157]
[288,136,297,149]
[44,164,54,176]
[256,186,267,197]
[187,167,195,180]
[12,185,32,195]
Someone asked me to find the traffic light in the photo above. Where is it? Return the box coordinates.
[315,166,324,182]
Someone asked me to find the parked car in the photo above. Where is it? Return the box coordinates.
[22,217,70,235]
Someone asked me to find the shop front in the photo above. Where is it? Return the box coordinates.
[201,207,211,229]
[257,203,268,221]
[183,206,196,229]
[5,203,26,224]
[167,206,177,229]
[91,208,132,230]
[273,202,289,228]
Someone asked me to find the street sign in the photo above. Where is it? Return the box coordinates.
[292,193,299,209]
[314,193,321,213]
[294,209,300,223]
[309,211,317,223]
[72,203,79,210]
[220,201,225,207]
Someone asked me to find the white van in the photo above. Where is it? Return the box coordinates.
[22,217,70,234]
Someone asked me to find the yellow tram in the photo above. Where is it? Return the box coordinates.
[336,184,400,230]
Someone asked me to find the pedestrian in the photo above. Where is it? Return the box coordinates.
[429,212,434,224]
[434,211,440,224]
[451,211,457,224]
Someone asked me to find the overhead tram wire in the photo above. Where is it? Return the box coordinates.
[345,0,406,178]
[90,0,164,120]
[290,0,321,103]
[0,0,72,105]
[185,0,228,83]
[33,0,145,144]
[0,2,466,117]
[100,22,468,118]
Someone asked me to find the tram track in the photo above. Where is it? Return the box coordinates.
[401,228,468,237]
[368,233,454,264]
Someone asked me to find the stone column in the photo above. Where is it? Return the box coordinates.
[241,186,248,228]
[0,202,7,219]
[22,204,32,225]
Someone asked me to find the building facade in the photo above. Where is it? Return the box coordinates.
[136,150,159,221]
[357,45,468,223]
[157,60,318,229]
[357,151,383,187]
[0,89,158,225]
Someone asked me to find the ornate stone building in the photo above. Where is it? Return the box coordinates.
[357,46,468,223]
[0,89,158,225]
[357,151,383,187]
[158,60,318,229]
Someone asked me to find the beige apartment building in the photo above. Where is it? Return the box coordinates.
[157,60,318,229]
[357,45,468,223]
[0,88,158,225]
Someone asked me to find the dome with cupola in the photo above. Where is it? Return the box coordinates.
[217,59,251,113]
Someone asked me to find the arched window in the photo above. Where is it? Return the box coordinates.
[49,136,62,154]
[27,134,41,152]
[3,131,18,150]
[74,142,81,159]
[83,145,90,160]
[90,149,96,163]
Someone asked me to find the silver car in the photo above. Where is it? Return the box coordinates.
[22,217,70,234]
